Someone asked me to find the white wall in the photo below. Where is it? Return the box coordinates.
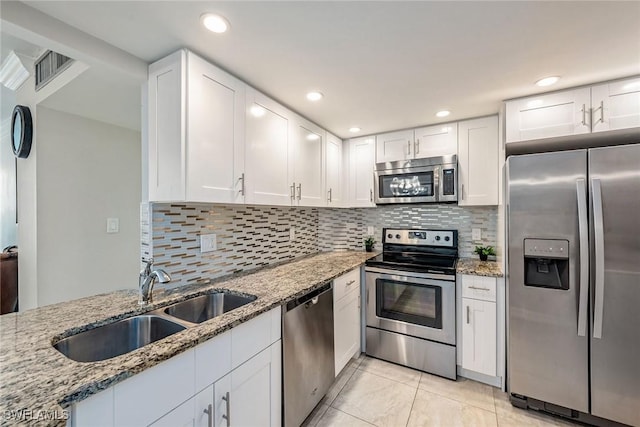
[36,106,140,306]
[0,86,18,249]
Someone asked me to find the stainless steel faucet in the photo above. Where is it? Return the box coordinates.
[139,258,171,305]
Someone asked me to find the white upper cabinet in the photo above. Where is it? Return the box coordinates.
[376,129,414,163]
[591,77,640,133]
[244,88,294,206]
[326,132,343,206]
[293,117,325,207]
[376,125,457,163]
[505,87,592,143]
[148,50,245,203]
[413,123,458,158]
[458,116,499,206]
[348,137,376,207]
[187,53,245,203]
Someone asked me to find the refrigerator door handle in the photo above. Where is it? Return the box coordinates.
[576,179,589,337]
[592,178,605,339]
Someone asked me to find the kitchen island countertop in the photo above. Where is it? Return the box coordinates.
[0,250,376,426]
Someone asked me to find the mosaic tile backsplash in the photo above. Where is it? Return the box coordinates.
[145,202,498,287]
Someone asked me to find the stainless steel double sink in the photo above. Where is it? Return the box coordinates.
[53,291,257,363]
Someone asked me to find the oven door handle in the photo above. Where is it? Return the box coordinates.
[365,266,455,282]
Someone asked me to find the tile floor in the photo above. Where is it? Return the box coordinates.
[303,354,579,427]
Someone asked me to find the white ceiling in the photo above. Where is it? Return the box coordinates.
[18,1,640,138]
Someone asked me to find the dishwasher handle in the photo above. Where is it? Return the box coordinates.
[285,283,332,312]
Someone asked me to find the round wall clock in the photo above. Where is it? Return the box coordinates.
[11,105,33,158]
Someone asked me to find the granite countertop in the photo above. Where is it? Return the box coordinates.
[456,258,504,277]
[0,251,376,426]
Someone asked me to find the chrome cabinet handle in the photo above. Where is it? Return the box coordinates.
[203,404,213,427]
[581,104,587,126]
[296,183,302,200]
[594,100,604,125]
[461,184,465,200]
[466,305,470,324]
[346,280,356,286]
[576,179,589,337]
[328,188,332,203]
[468,286,490,291]
[592,178,605,339]
[366,288,369,306]
[414,139,419,155]
[370,189,373,202]
[238,173,245,196]
[290,183,295,200]
[407,140,411,155]
[222,391,230,425]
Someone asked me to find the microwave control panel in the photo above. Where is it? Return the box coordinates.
[442,168,456,196]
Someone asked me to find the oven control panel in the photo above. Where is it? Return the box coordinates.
[384,229,456,247]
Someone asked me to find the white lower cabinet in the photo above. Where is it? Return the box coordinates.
[459,275,498,378]
[333,268,361,375]
[72,307,282,427]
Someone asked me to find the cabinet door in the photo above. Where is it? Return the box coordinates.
[150,398,195,427]
[505,87,591,143]
[245,89,294,206]
[334,289,360,375]
[458,116,499,206]
[216,343,281,427]
[326,132,343,206]
[413,123,458,159]
[186,52,245,203]
[148,50,186,201]
[591,77,640,133]
[194,386,214,427]
[348,137,376,207]
[462,298,496,377]
[376,129,414,163]
[293,118,325,207]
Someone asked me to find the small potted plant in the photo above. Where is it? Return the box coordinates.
[474,245,496,261]
[364,236,376,252]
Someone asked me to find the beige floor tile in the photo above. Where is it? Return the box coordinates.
[301,404,329,427]
[493,389,580,427]
[316,407,375,427]
[324,365,357,405]
[407,389,498,427]
[358,356,422,388]
[419,373,496,412]
[331,369,416,427]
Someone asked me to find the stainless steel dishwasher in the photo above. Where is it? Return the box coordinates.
[283,283,335,427]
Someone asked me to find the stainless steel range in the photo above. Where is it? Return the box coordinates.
[365,228,458,379]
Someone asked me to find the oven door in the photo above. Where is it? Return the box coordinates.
[365,268,455,345]
[374,165,438,204]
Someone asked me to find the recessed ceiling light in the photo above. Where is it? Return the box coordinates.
[201,13,230,33]
[306,133,320,141]
[349,127,361,133]
[436,110,450,118]
[250,105,266,117]
[535,76,560,87]
[306,91,323,102]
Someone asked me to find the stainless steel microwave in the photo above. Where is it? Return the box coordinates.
[374,155,457,204]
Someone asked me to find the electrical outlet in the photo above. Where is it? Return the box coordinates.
[289,227,296,241]
[106,218,119,233]
[472,228,482,242]
[200,234,217,253]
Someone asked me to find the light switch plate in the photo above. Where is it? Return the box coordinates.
[289,227,296,241]
[472,228,482,241]
[200,234,217,253]
[367,226,374,235]
[106,218,119,233]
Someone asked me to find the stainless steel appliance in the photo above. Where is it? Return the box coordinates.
[365,228,458,379]
[507,143,640,426]
[374,155,457,204]
[282,283,334,427]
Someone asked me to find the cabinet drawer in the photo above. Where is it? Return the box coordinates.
[231,306,281,369]
[461,275,496,302]
[333,268,360,302]
[195,330,231,392]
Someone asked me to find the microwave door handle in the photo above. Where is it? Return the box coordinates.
[592,178,605,339]
[576,179,589,337]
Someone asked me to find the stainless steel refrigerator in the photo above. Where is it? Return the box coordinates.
[506,143,640,426]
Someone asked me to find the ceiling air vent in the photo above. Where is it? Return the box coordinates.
[34,50,73,91]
